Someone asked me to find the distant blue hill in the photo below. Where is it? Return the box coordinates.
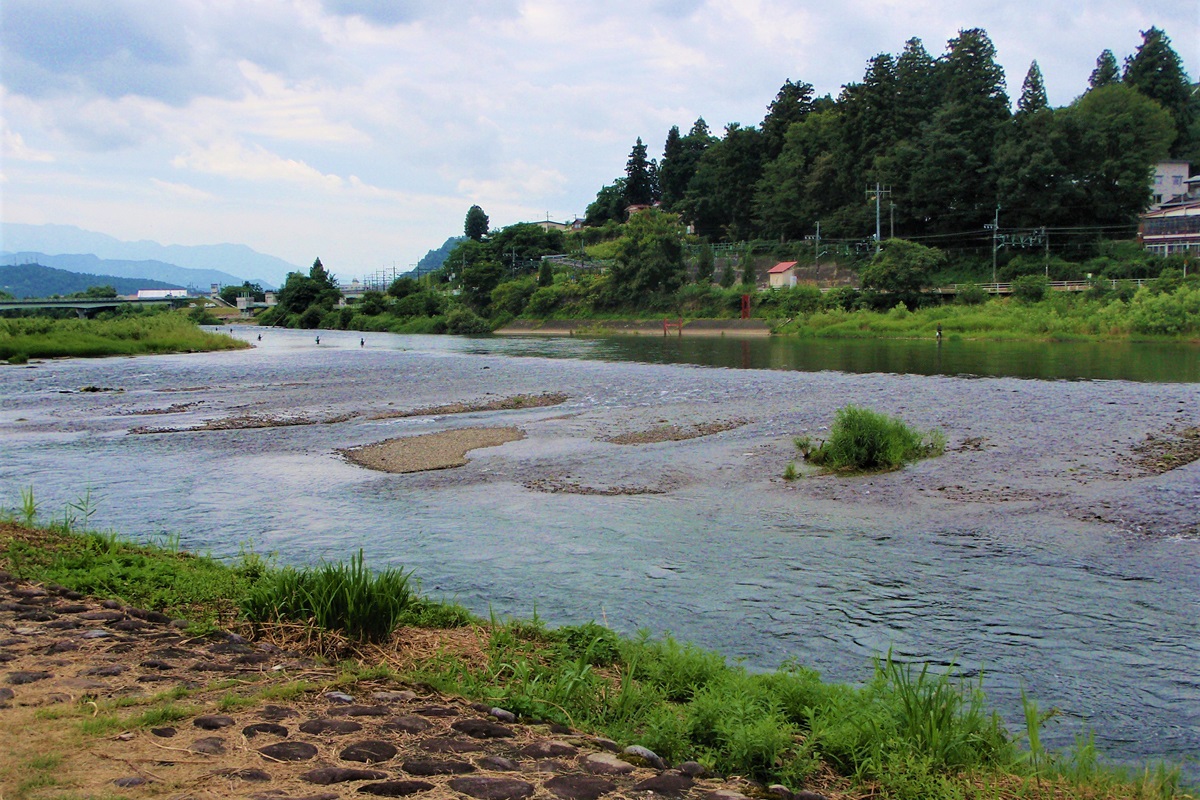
[0,222,301,287]
[0,262,186,299]
[1,252,252,292]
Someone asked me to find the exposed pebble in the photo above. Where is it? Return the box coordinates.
[258,741,319,761]
[190,736,226,755]
[301,766,389,785]
[340,740,399,763]
[448,776,536,800]
[193,714,235,730]
[402,758,476,776]
[544,774,617,800]
[622,744,666,770]
[357,780,435,797]
[633,771,693,796]
[452,718,516,739]
[489,707,516,722]
[243,722,289,738]
[381,715,432,734]
[6,671,52,685]
[519,740,578,758]
[580,752,635,775]
[299,718,363,735]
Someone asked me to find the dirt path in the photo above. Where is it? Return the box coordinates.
[0,573,835,800]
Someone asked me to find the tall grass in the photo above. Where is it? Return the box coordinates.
[803,405,945,472]
[0,313,246,361]
[240,550,413,642]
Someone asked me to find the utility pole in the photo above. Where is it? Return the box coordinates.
[866,184,891,254]
[983,206,1001,284]
[889,202,895,240]
[815,221,821,268]
[1043,227,1049,278]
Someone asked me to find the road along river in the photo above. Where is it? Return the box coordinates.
[1,328,1197,776]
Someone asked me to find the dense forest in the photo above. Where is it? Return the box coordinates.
[586,27,1194,253]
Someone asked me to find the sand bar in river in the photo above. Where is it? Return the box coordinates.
[343,426,525,473]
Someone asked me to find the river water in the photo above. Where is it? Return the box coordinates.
[1,328,1197,777]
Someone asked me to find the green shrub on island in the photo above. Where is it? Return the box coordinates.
[0,314,245,361]
[801,405,945,472]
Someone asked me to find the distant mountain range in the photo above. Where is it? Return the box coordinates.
[0,252,254,294]
[0,223,303,287]
[0,263,186,299]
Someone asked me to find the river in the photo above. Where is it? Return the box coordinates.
[1,328,1197,778]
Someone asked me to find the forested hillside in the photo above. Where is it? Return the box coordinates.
[587,27,1195,256]
[0,263,183,299]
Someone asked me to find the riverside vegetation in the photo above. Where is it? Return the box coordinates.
[790,406,946,477]
[1,491,1192,800]
[0,312,246,363]
[254,218,1200,344]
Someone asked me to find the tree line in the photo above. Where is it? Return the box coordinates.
[587,27,1194,249]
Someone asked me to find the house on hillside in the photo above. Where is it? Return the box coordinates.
[1151,160,1191,210]
[768,261,799,288]
[1140,200,1200,256]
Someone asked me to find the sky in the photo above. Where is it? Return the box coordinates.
[1,0,1196,282]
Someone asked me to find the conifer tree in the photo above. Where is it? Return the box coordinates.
[761,79,815,158]
[1017,61,1048,115]
[624,138,656,206]
[1123,27,1193,156]
[1089,49,1119,89]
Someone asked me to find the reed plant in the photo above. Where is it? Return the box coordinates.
[239,550,413,642]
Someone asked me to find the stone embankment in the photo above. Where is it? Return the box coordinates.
[0,574,829,800]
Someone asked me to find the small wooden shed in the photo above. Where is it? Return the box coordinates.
[768,261,799,288]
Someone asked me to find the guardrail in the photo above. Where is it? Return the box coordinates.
[938,279,1147,295]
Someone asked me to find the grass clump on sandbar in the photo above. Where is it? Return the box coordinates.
[796,405,945,473]
[0,489,1192,800]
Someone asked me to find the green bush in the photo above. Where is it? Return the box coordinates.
[526,286,561,316]
[1011,275,1049,303]
[298,305,324,328]
[445,307,491,335]
[955,283,987,306]
[804,405,944,472]
[240,550,412,642]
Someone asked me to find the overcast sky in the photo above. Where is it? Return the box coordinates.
[2,0,1196,280]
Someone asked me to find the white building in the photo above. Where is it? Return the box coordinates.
[136,289,189,299]
[1151,160,1191,210]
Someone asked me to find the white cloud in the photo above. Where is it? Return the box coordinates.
[171,139,346,190]
[149,178,215,201]
[2,127,54,162]
[456,161,569,204]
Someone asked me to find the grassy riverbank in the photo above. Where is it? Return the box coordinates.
[0,501,1191,799]
[770,285,1200,342]
[0,314,247,363]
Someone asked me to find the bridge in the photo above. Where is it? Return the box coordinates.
[0,297,194,318]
